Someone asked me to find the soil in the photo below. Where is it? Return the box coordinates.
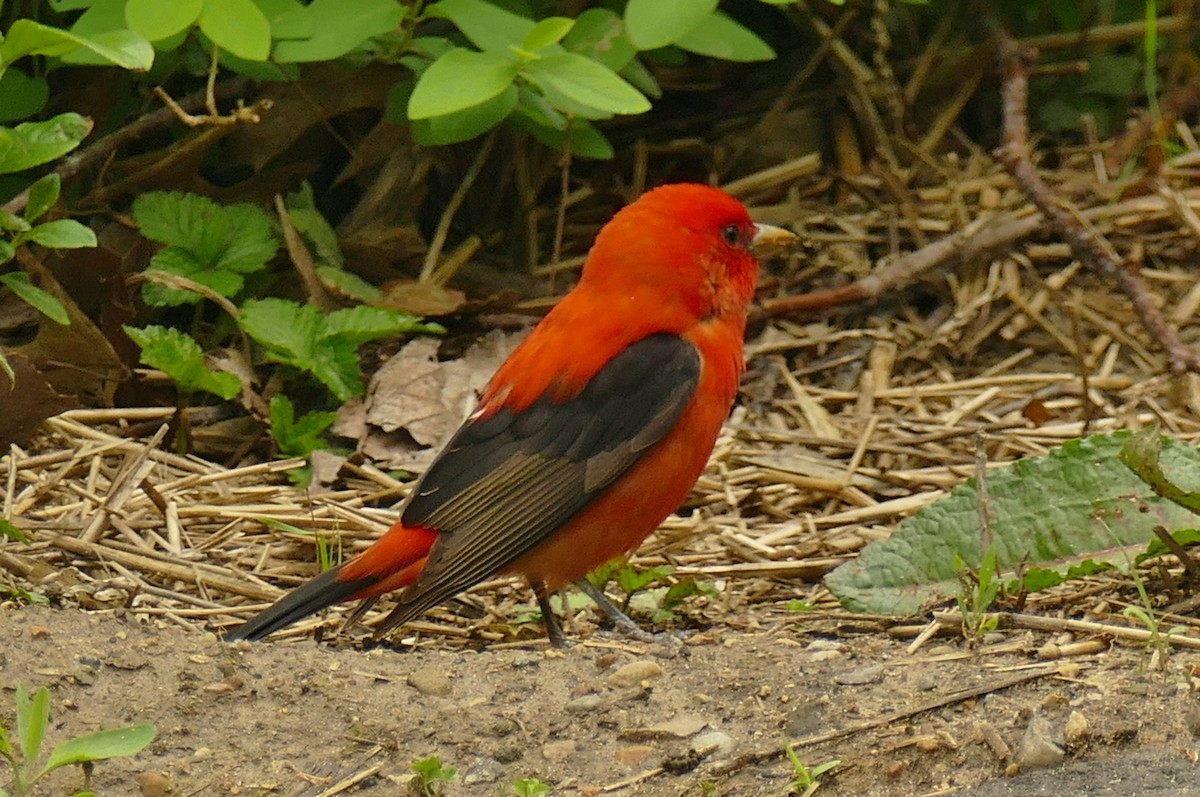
[3,602,1198,797]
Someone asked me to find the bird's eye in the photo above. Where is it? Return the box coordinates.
[721,224,742,247]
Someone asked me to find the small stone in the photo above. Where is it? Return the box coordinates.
[565,694,603,714]
[608,660,663,688]
[834,665,883,686]
[407,666,452,697]
[622,713,707,740]
[690,730,734,759]
[808,650,843,663]
[805,640,843,653]
[1014,714,1065,770]
[1064,711,1089,747]
[616,745,657,767]
[136,771,170,797]
[462,758,504,785]
[193,746,213,760]
[541,740,576,762]
[511,653,541,668]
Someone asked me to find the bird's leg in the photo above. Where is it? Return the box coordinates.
[532,581,569,648]
[574,579,653,641]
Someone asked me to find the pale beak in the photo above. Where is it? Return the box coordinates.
[750,223,797,259]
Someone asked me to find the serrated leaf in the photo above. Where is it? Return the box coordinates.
[0,272,70,325]
[132,191,222,252]
[674,11,775,62]
[825,432,1200,615]
[198,0,271,60]
[522,17,574,52]
[428,0,535,52]
[1,18,153,73]
[124,325,241,399]
[562,8,635,72]
[26,219,97,249]
[239,298,362,399]
[16,684,49,764]
[140,248,244,306]
[272,0,404,62]
[284,182,343,268]
[408,48,518,120]
[623,0,717,50]
[269,394,336,456]
[412,84,517,145]
[24,173,61,222]
[125,0,202,41]
[215,203,277,273]
[0,113,91,174]
[40,724,155,774]
[320,305,434,347]
[316,266,380,302]
[523,53,649,116]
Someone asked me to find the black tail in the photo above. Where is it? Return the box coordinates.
[226,565,376,641]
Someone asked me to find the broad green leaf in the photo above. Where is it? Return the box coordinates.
[522,17,574,53]
[272,0,404,62]
[620,57,661,100]
[523,53,649,116]
[16,684,50,764]
[41,724,155,773]
[428,0,535,52]
[215,203,278,273]
[125,325,240,398]
[320,305,433,347]
[269,394,336,457]
[0,272,70,325]
[24,173,61,222]
[27,219,97,249]
[675,12,775,62]
[825,432,1200,615]
[239,298,363,399]
[140,249,244,306]
[0,517,29,543]
[1121,426,1200,513]
[511,113,614,159]
[623,0,717,50]
[132,191,220,251]
[1,18,153,73]
[0,68,50,123]
[408,48,518,120]
[0,113,91,174]
[412,84,517,145]
[256,0,314,40]
[125,0,202,41]
[199,0,271,61]
[563,8,635,72]
[0,240,15,263]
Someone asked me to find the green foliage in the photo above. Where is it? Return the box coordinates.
[240,298,440,401]
[409,756,457,797]
[826,432,1200,615]
[512,778,551,796]
[954,545,1001,642]
[784,745,839,797]
[268,395,337,458]
[0,684,155,797]
[123,325,240,399]
[132,191,279,307]
[0,519,28,543]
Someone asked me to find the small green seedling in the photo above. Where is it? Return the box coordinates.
[784,744,839,797]
[0,684,155,797]
[409,756,457,797]
[1122,572,1185,671]
[954,544,1001,643]
[512,777,550,796]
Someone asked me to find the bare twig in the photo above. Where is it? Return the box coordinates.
[274,194,337,311]
[420,131,497,283]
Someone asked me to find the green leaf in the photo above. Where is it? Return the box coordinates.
[257,0,314,40]
[411,84,517,145]
[239,298,360,399]
[214,203,278,272]
[124,325,240,399]
[269,394,337,457]
[0,518,29,543]
[1121,426,1200,513]
[125,0,202,41]
[320,304,433,347]
[0,113,91,174]
[272,0,404,62]
[132,191,221,251]
[316,266,380,302]
[24,173,61,222]
[0,719,12,758]
[16,684,50,764]
[0,18,153,73]
[0,68,50,123]
[511,113,614,159]
[523,53,650,116]
[284,182,343,268]
[428,0,535,52]
[0,240,15,264]
[562,8,636,72]
[40,724,155,774]
[141,248,244,306]
[26,219,97,249]
[0,272,70,325]
[674,12,776,62]
[408,48,519,120]
[522,17,574,52]
[198,0,271,61]
[623,0,717,50]
[825,432,1200,615]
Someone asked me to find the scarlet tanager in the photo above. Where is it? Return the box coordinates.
[227,183,795,645]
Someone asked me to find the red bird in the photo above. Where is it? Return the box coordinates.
[227,183,794,645]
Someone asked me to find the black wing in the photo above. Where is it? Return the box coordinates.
[383,333,700,628]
